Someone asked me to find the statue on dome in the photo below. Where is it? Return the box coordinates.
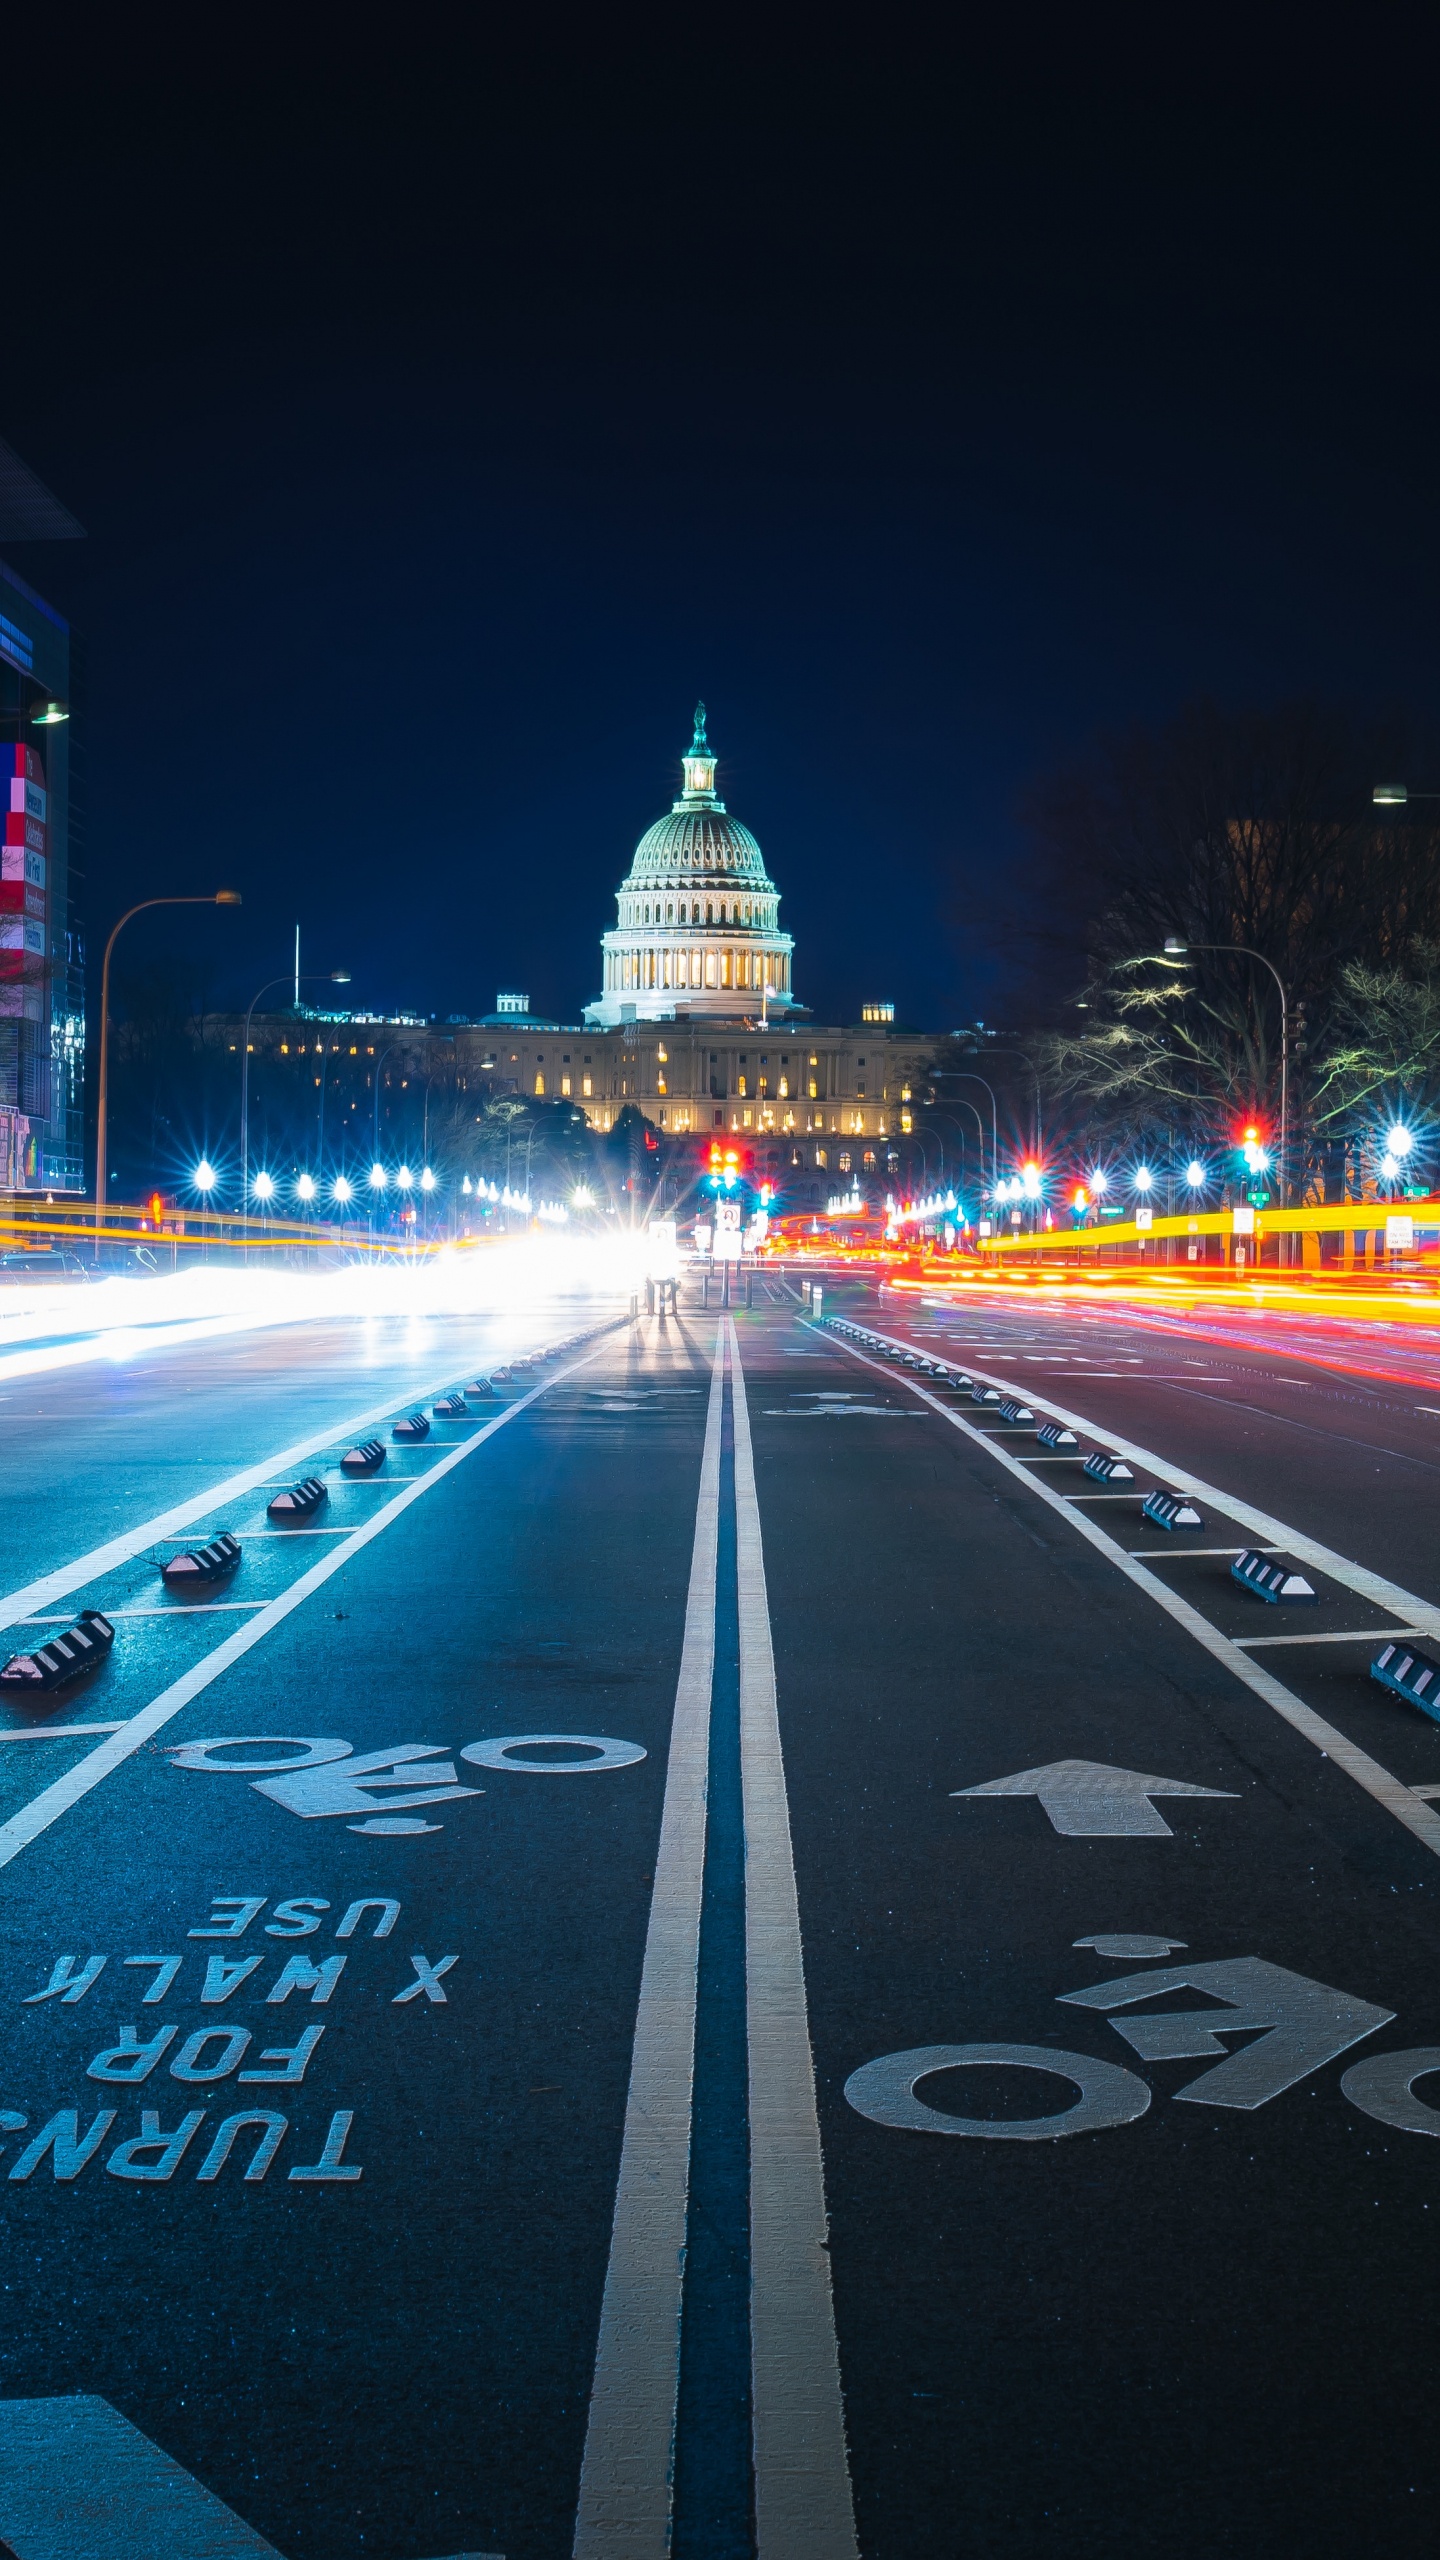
[691,701,708,752]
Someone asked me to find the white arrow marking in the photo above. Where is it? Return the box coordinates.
[952,1758,1239,1837]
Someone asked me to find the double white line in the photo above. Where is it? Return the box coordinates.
[573,1320,857,2558]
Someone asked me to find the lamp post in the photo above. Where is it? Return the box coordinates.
[240,968,349,1210]
[945,1073,1000,1189]
[1163,935,1290,1222]
[94,892,241,1251]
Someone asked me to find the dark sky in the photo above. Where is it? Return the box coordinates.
[5,11,1440,1032]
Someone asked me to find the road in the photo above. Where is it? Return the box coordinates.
[0,1274,1438,2558]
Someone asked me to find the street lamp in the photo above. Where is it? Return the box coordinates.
[332,1174,353,1207]
[94,892,241,1248]
[1185,1158,1206,1189]
[193,1159,217,1197]
[296,1173,317,1204]
[1163,935,1291,1216]
[240,967,350,1208]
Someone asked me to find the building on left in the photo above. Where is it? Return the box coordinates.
[0,437,85,1195]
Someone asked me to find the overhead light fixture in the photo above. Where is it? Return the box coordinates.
[30,699,68,726]
[1373,784,1408,805]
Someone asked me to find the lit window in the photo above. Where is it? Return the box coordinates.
[839,1152,851,1173]
[816,1148,828,1168]
[657,1077,667,1095]
[561,1075,572,1097]
[808,1079,818,1099]
[901,1085,912,1102]
[778,1075,789,1097]
[280,1043,289,1055]
[901,1112,912,1132]
[657,1044,668,1062]
[863,1150,876,1169]
[582,1075,593,1097]
[535,1074,545,1096]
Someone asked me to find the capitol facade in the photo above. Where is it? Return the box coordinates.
[585,706,799,1027]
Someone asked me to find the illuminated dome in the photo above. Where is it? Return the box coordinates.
[584,705,799,1026]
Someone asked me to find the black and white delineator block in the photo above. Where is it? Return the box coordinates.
[341,1440,386,1474]
[491,1367,514,1383]
[160,1533,242,1585]
[433,1394,469,1417]
[997,1398,1036,1424]
[1232,1549,1316,1604]
[1143,1488,1205,1532]
[463,1380,493,1399]
[392,1412,431,1441]
[1037,1420,1078,1448]
[1083,1451,1135,1484]
[1371,1640,1440,1723]
[266,1476,328,1520]
[971,1384,1002,1406]
[952,1371,974,1389]
[1,1610,115,1691]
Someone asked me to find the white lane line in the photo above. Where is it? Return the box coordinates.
[572,1324,724,2560]
[0,1340,603,1641]
[20,1605,268,1620]
[1236,1626,1423,1648]
[0,1724,124,1740]
[828,1329,1440,1862]
[730,1323,860,2560]
[1128,1547,1280,1559]
[0,1341,621,1877]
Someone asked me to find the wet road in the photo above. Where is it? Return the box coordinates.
[0,1281,1438,2558]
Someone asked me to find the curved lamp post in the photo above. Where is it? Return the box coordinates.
[94,892,241,1247]
[1163,936,1289,1212]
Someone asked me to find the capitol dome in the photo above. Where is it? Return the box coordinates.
[584,706,800,1027]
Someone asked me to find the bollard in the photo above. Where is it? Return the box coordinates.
[161,1533,242,1584]
[267,1477,328,1519]
[1083,1452,1134,1485]
[1371,1640,1440,1722]
[1232,1549,1316,1604]
[341,1440,386,1474]
[433,1394,469,1417]
[1037,1420,1079,1449]
[1,1610,115,1691]
[1143,1488,1204,1532]
[392,1412,431,1442]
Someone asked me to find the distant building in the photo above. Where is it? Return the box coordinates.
[209,706,938,1209]
[0,437,85,1194]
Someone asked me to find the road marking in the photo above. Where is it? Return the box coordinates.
[1235,1626,1423,1648]
[953,1756,1238,1837]
[0,1723,124,1740]
[730,1323,859,2559]
[0,1342,619,1878]
[0,1330,618,1641]
[573,1325,724,2560]
[827,1328,1440,1861]
[20,1605,269,1620]
[1128,1547,1280,1558]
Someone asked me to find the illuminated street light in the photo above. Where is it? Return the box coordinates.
[252,1171,275,1203]
[1134,1166,1154,1192]
[1020,1161,1042,1200]
[369,1163,387,1191]
[1089,1167,1109,1195]
[396,1165,414,1191]
[420,1167,436,1193]
[1381,1153,1400,1182]
[296,1173,317,1202]
[571,1184,596,1210]
[1185,1159,1206,1188]
[332,1176,353,1205]
[194,1160,217,1195]
[1388,1124,1415,1159]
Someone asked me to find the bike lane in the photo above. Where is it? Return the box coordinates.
[0,1317,707,2560]
[747,1315,1440,2559]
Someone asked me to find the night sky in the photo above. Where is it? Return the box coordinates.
[5,15,1439,1034]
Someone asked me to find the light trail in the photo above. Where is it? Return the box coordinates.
[0,1232,649,1385]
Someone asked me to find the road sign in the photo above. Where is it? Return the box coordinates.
[952,1757,1239,1838]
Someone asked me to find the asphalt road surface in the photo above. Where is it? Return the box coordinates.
[1,1276,1439,2559]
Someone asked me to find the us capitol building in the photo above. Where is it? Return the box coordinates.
[221,709,937,1201]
